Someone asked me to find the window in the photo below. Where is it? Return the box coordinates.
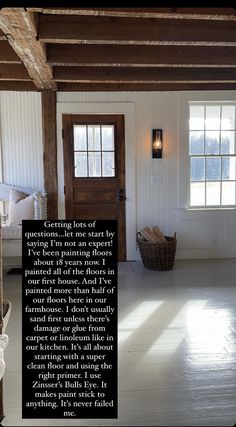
[189,104,236,207]
[73,124,115,178]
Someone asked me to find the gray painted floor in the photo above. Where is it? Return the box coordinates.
[2,259,236,426]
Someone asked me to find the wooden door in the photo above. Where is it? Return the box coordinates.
[63,114,126,261]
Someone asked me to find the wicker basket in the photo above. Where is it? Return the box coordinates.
[137,232,177,271]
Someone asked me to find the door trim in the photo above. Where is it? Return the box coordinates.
[57,102,136,260]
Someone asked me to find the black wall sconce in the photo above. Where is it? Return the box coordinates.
[152,129,163,159]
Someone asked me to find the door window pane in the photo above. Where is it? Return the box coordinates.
[102,152,115,177]
[190,157,205,181]
[74,152,87,177]
[88,152,101,177]
[102,126,114,150]
[88,126,101,150]
[206,157,221,181]
[189,132,204,155]
[73,124,116,178]
[74,125,87,150]
[206,182,221,205]
[190,182,205,206]
[222,182,235,205]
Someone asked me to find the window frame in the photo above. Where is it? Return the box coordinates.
[177,92,236,213]
[189,102,236,209]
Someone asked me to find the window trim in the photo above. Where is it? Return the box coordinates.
[178,91,236,213]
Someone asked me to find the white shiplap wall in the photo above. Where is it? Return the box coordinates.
[1,90,236,259]
[0,92,44,191]
[57,91,236,259]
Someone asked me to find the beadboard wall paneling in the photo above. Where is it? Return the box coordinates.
[57,91,236,259]
[0,92,44,191]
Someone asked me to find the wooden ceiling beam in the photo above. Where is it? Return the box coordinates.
[53,66,236,83]
[29,8,236,20]
[0,40,22,63]
[38,15,236,46]
[0,29,6,40]
[57,82,236,92]
[47,44,236,67]
[0,64,30,80]
[0,81,36,90]
[0,8,56,89]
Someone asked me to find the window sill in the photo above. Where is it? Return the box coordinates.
[175,207,236,220]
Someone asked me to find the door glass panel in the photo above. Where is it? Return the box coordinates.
[102,126,114,150]
[73,124,115,177]
[102,152,115,177]
[88,152,101,177]
[88,126,101,150]
[74,152,87,177]
[74,125,87,150]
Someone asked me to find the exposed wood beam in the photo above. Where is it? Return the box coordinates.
[39,15,236,46]
[41,91,58,219]
[0,81,36,90]
[53,66,236,83]
[57,82,236,92]
[0,40,21,63]
[0,64,30,80]
[29,8,236,20]
[0,8,56,89]
[0,29,6,40]
[47,44,236,67]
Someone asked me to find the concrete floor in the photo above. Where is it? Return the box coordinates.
[2,259,236,426]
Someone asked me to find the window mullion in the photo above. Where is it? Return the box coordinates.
[86,125,89,177]
[100,125,103,177]
[220,105,222,205]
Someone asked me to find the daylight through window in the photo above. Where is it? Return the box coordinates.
[73,124,115,178]
[189,104,236,207]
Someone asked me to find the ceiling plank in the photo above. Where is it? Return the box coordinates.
[0,64,30,80]
[39,15,236,46]
[0,8,56,89]
[47,44,236,67]
[53,66,236,83]
[29,8,236,20]
[57,82,236,92]
[0,40,22,63]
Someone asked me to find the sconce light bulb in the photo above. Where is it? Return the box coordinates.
[154,139,162,150]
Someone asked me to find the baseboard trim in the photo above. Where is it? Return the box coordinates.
[3,257,22,268]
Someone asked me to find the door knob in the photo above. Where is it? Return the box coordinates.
[117,189,126,201]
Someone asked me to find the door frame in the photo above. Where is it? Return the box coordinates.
[57,102,136,260]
